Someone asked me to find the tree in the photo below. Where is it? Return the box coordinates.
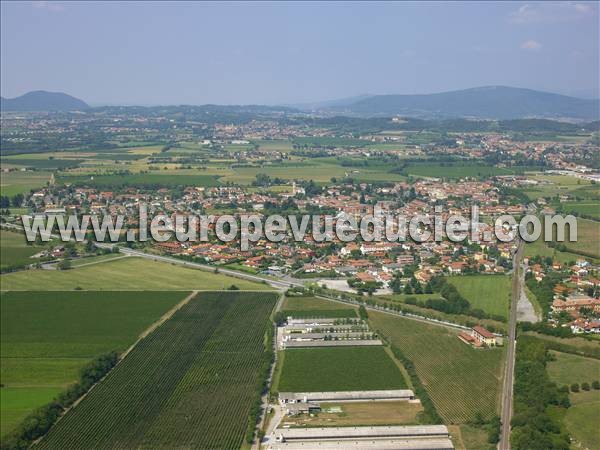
[570,383,580,392]
[11,193,24,207]
[57,259,72,270]
[581,382,590,391]
[592,381,600,390]
[227,284,240,290]
[358,305,368,320]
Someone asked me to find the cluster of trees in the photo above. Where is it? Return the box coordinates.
[520,321,573,338]
[568,381,600,392]
[401,276,506,322]
[251,173,284,187]
[358,305,368,320]
[470,412,502,444]
[347,278,383,295]
[391,274,432,295]
[1,352,119,450]
[511,336,571,450]
[525,271,564,316]
[0,194,24,209]
[426,277,471,315]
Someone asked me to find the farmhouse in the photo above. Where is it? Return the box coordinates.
[458,326,502,347]
[473,326,501,346]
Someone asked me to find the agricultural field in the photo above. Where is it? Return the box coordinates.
[292,137,372,148]
[254,139,295,153]
[401,161,516,179]
[369,311,504,423]
[545,350,600,450]
[447,275,511,320]
[0,158,83,169]
[281,295,357,318]
[0,291,187,437]
[280,308,357,318]
[564,218,600,259]
[547,351,600,387]
[35,291,278,450]
[0,170,52,196]
[0,256,272,291]
[564,391,600,450]
[284,400,424,427]
[523,238,597,265]
[58,173,220,188]
[522,332,600,359]
[0,230,47,271]
[220,159,407,185]
[555,200,600,220]
[452,424,495,450]
[520,174,597,200]
[276,346,408,393]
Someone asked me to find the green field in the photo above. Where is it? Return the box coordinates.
[0,230,47,270]
[0,291,187,437]
[0,158,83,169]
[0,256,271,291]
[524,217,600,263]
[220,159,407,185]
[547,351,600,387]
[277,346,407,392]
[564,391,600,450]
[35,291,278,449]
[565,218,600,259]
[58,173,220,188]
[447,275,511,320]
[281,309,358,318]
[281,296,357,319]
[524,238,597,264]
[0,171,51,196]
[556,201,600,220]
[370,311,504,423]
[255,139,295,153]
[402,161,515,179]
[292,137,372,148]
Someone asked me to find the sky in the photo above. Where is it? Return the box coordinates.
[1,1,598,105]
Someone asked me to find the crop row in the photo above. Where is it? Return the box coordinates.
[36,291,277,449]
[370,311,503,424]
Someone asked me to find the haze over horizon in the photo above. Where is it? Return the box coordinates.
[1,1,599,105]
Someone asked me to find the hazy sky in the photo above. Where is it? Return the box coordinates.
[1,1,598,105]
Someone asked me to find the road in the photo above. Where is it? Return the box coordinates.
[115,247,472,332]
[498,240,524,450]
[105,247,303,290]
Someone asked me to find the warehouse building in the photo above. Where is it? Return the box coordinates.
[267,425,454,449]
[279,389,415,404]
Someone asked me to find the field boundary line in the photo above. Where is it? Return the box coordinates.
[120,290,198,360]
[67,254,129,268]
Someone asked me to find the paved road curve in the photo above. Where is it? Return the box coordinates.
[498,240,524,450]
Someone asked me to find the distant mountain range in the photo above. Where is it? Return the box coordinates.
[1,91,89,111]
[1,86,598,120]
[308,86,599,120]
